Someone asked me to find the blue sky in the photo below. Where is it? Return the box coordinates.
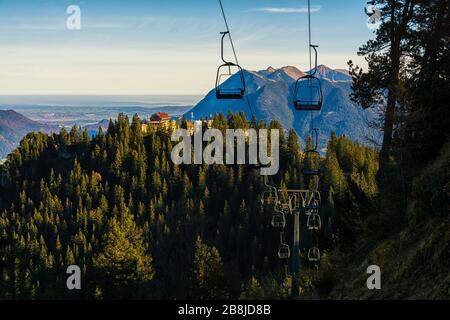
[0,0,375,95]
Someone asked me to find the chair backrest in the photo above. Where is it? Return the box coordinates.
[293,75,323,110]
[293,45,323,111]
[215,63,245,100]
[278,244,290,259]
[307,213,322,230]
[271,213,286,228]
[215,31,246,100]
[308,247,320,261]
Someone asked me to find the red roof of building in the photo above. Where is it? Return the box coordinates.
[150,112,170,121]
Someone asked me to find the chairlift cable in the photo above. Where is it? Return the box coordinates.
[293,0,322,111]
[308,0,315,137]
[218,0,239,65]
[218,0,256,123]
[308,0,312,72]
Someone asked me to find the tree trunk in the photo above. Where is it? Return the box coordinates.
[379,0,414,173]
[380,87,396,171]
[418,0,447,95]
[379,2,401,172]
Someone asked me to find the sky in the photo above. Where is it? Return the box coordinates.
[0,0,376,95]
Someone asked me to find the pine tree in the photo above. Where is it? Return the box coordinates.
[191,236,228,299]
[240,276,265,300]
[93,210,153,299]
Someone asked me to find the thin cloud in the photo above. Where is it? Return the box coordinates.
[84,22,132,29]
[249,6,321,14]
[0,24,63,31]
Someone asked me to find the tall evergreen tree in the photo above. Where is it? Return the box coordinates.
[93,210,153,299]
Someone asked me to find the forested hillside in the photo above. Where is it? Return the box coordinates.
[319,139,449,299]
[0,113,378,299]
[0,0,448,301]
[318,0,450,299]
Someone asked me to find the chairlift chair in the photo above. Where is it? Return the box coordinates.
[277,189,293,208]
[307,247,321,262]
[271,213,286,228]
[278,245,290,259]
[277,199,292,215]
[307,213,322,230]
[278,232,291,259]
[304,190,321,214]
[261,189,277,206]
[293,45,323,111]
[302,149,321,176]
[312,190,322,202]
[306,193,321,212]
[215,31,246,100]
[305,202,320,211]
[261,179,279,207]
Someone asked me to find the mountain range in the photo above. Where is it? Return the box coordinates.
[0,110,59,160]
[0,111,113,160]
[0,65,380,159]
[187,65,381,149]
